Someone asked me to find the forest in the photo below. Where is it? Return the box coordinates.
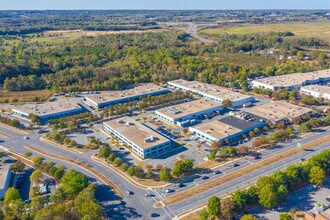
[0,29,329,93]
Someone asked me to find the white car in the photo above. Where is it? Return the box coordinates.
[23,136,29,139]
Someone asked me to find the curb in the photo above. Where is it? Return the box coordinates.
[91,154,171,189]
[0,123,30,134]
[24,145,123,198]
[39,137,84,154]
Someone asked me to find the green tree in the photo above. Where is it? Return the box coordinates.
[61,170,89,197]
[30,169,43,184]
[160,167,173,182]
[25,151,32,158]
[199,209,209,220]
[208,150,217,160]
[4,188,21,203]
[126,166,135,176]
[134,166,144,178]
[309,166,326,186]
[280,212,293,220]
[10,161,25,173]
[120,163,129,171]
[74,184,103,219]
[222,99,232,108]
[258,184,278,209]
[113,158,123,167]
[53,132,61,142]
[207,196,221,217]
[183,159,194,171]
[28,113,40,123]
[32,156,44,168]
[172,160,184,177]
[240,214,258,220]
[31,195,46,210]
[99,146,111,158]
[107,153,116,162]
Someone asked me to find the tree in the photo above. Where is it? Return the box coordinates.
[67,121,78,132]
[207,196,221,217]
[134,166,144,178]
[32,156,44,168]
[74,184,103,219]
[252,138,262,149]
[292,117,302,125]
[199,209,209,220]
[171,160,184,177]
[113,158,123,167]
[10,161,25,173]
[28,113,40,123]
[25,151,32,158]
[107,153,116,162]
[208,150,217,160]
[31,195,46,210]
[238,146,249,156]
[221,198,235,220]
[258,184,278,208]
[4,188,21,203]
[280,212,293,220]
[309,166,325,186]
[160,167,173,182]
[240,214,258,220]
[53,133,61,142]
[120,163,129,171]
[211,141,222,151]
[248,131,255,138]
[30,169,43,184]
[183,159,194,171]
[126,166,135,176]
[61,170,89,197]
[156,164,163,171]
[222,99,232,108]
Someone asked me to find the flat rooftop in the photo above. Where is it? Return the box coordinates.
[321,208,330,219]
[253,69,330,88]
[13,98,82,116]
[246,101,312,122]
[191,120,242,140]
[168,79,253,102]
[219,113,267,131]
[104,117,169,149]
[301,85,330,94]
[85,83,168,105]
[0,165,10,189]
[155,98,222,119]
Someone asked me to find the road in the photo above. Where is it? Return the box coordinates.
[0,123,329,220]
[186,23,215,43]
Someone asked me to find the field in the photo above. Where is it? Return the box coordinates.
[200,22,330,42]
[0,90,52,103]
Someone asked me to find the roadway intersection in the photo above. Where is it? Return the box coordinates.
[0,124,329,220]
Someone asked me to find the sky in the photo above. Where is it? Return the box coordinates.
[1,0,329,10]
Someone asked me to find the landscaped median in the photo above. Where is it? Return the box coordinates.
[40,136,84,154]
[0,131,12,138]
[92,154,170,189]
[24,145,123,198]
[157,135,330,207]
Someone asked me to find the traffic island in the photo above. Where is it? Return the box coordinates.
[24,145,123,198]
[160,135,330,206]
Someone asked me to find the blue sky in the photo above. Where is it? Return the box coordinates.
[1,0,329,10]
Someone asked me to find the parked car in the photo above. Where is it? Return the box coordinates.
[201,176,209,180]
[253,155,261,160]
[150,213,160,218]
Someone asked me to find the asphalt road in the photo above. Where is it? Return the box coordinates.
[0,124,329,220]
[186,23,215,43]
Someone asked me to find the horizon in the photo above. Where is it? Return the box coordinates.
[1,0,330,10]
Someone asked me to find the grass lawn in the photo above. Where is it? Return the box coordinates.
[200,22,330,42]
